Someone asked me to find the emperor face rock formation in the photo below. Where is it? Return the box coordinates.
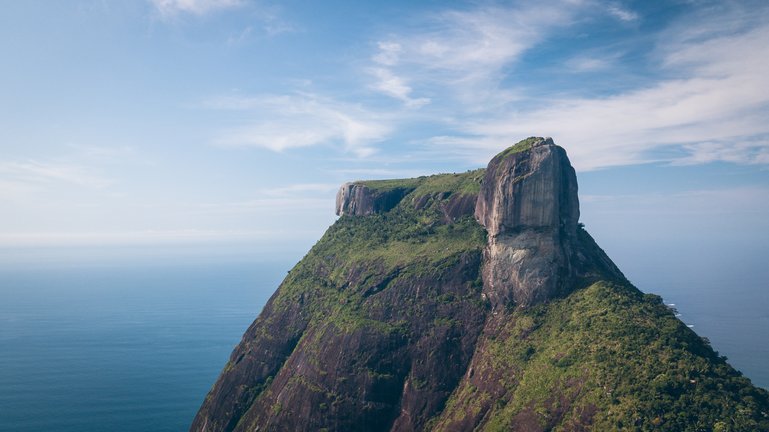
[475,137,622,307]
[475,137,579,235]
[191,138,769,432]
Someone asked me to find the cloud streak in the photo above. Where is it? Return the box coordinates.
[149,0,243,17]
[367,1,583,109]
[209,94,392,157]
[606,4,639,22]
[0,160,111,189]
[457,19,769,170]
[368,2,769,170]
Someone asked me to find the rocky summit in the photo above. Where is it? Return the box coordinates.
[191,138,769,431]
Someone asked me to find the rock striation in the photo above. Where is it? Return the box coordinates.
[475,137,605,307]
[191,137,769,432]
[475,137,579,236]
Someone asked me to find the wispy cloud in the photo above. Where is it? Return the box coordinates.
[366,1,583,108]
[149,0,243,17]
[472,19,769,169]
[261,183,339,197]
[0,160,111,189]
[67,144,136,161]
[606,3,639,22]
[565,55,615,72]
[381,3,769,170]
[194,197,331,214]
[329,167,426,179]
[367,67,430,108]
[208,94,392,157]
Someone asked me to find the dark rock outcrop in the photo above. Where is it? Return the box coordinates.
[336,182,414,216]
[411,191,478,223]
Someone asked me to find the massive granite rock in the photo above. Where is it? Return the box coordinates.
[474,137,608,307]
[191,137,769,432]
[475,137,579,236]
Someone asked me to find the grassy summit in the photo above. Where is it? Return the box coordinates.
[358,168,485,197]
[492,136,546,161]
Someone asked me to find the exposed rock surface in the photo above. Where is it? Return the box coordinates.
[336,182,415,216]
[475,137,579,236]
[474,137,620,307]
[191,138,769,432]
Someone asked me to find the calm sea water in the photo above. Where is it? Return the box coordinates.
[0,244,766,431]
[0,257,286,432]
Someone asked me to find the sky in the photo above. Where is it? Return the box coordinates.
[1,0,769,267]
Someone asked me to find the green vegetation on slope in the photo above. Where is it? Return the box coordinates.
[359,169,485,197]
[437,282,769,431]
[258,169,488,349]
[275,169,489,333]
[225,169,490,430]
[493,136,544,161]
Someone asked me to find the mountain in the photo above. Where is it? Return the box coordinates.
[191,138,769,431]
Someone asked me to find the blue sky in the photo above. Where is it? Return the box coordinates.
[2,0,769,265]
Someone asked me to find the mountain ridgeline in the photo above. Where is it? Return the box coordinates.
[192,138,769,431]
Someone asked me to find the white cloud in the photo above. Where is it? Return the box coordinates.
[149,0,243,16]
[365,1,584,110]
[606,4,639,22]
[423,11,769,170]
[369,41,430,107]
[368,67,430,108]
[209,94,392,157]
[355,2,769,170]
[372,41,402,66]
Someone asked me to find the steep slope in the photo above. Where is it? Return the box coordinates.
[191,138,769,432]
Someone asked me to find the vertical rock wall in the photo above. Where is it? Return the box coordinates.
[475,138,581,307]
[335,183,415,216]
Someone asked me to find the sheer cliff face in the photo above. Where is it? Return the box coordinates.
[475,138,585,307]
[336,183,416,216]
[191,138,769,432]
[475,137,579,237]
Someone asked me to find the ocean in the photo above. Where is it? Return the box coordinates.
[0,256,285,432]
[0,245,766,431]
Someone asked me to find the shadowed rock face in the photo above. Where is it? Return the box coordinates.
[475,137,587,307]
[191,137,769,432]
[336,183,415,216]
